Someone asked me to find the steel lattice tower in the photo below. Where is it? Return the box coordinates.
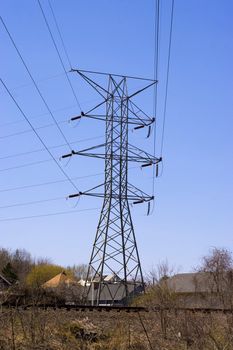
[63,69,161,305]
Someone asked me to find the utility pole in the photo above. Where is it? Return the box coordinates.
[62,69,161,305]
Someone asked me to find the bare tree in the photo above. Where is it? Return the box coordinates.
[198,247,233,308]
[0,248,33,284]
[66,264,90,280]
[136,261,178,340]
[11,249,33,282]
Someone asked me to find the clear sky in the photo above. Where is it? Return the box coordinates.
[1,0,233,274]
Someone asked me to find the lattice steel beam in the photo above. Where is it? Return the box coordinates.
[63,70,161,305]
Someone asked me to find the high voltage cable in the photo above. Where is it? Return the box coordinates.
[0,78,79,191]
[0,207,99,222]
[0,117,102,142]
[0,92,102,128]
[0,71,66,95]
[0,119,67,140]
[152,0,160,197]
[0,16,73,152]
[160,0,175,157]
[0,163,142,209]
[37,0,82,110]
[0,196,65,210]
[0,159,52,173]
[0,103,76,128]
[48,0,73,69]
[0,135,103,161]
[0,140,140,174]
[0,164,139,194]
[0,172,103,194]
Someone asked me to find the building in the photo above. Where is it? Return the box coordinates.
[82,274,143,306]
[43,271,76,288]
[86,282,144,306]
[43,272,143,305]
[160,272,233,309]
[43,271,82,303]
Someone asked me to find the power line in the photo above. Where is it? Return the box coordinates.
[153,0,160,119]
[0,164,139,194]
[0,196,65,210]
[0,135,103,160]
[0,172,103,194]
[0,152,141,177]
[0,207,99,222]
[0,96,110,129]
[37,0,82,110]
[0,71,66,95]
[152,0,160,197]
[160,0,175,156]
[0,159,52,173]
[48,0,73,69]
[0,103,76,128]
[0,78,79,191]
[0,141,147,175]
[0,16,73,152]
[0,119,67,140]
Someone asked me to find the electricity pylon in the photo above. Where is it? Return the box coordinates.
[62,69,161,305]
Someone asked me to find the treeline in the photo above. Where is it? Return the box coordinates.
[0,247,87,287]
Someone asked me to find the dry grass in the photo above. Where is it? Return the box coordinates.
[0,307,233,349]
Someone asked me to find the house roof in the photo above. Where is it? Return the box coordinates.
[78,274,122,287]
[164,273,206,293]
[104,273,121,282]
[164,272,233,294]
[43,271,77,288]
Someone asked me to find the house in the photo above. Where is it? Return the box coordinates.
[160,272,233,309]
[42,271,76,288]
[78,273,121,287]
[42,271,82,303]
[86,282,144,306]
[78,273,143,305]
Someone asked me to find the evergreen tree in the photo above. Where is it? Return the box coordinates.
[2,262,18,283]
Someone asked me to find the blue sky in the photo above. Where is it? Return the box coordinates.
[0,0,233,274]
